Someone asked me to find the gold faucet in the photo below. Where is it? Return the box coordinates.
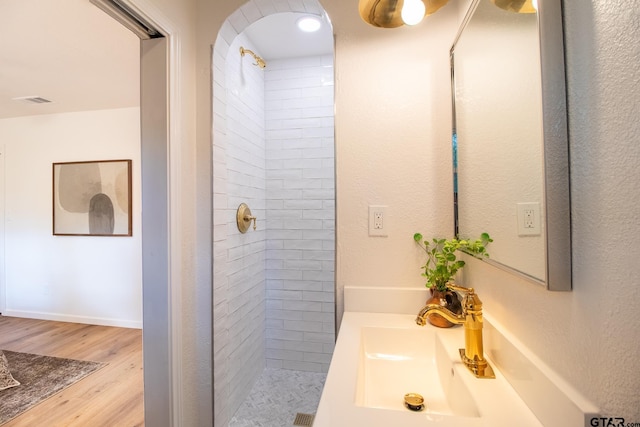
[416,284,495,379]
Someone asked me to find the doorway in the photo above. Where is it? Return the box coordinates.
[90,1,175,425]
[0,0,142,324]
[0,0,184,424]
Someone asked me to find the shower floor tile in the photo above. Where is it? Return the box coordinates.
[230,368,327,427]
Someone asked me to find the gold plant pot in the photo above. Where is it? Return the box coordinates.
[425,288,463,328]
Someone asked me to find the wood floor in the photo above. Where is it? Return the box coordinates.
[0,316,144,427]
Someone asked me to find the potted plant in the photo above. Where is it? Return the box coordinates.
[413,232,492,327]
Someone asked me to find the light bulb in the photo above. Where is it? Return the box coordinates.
[532,0,538,11]
[401,0,426,26]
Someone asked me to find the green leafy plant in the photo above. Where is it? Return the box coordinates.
[413,232,492,292]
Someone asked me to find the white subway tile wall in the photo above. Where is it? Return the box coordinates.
[265,55,335,374]
[214,31,267,424]
[213,2,333,425]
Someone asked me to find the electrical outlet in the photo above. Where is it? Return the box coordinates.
[523,209,535,229]
[369,205,387,237]
[517,202,541,236]
[374,211,383,229]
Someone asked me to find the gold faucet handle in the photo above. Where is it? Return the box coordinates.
[447,283,475,295]
[448,284,484,313]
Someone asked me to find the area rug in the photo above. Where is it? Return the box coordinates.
[0,350,106,425]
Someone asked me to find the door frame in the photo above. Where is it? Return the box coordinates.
[99,0,184,424]
[0,146,4,315]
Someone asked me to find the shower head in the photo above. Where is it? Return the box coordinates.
[240,47,266,69]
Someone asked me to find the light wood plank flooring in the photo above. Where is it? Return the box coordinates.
[0,316,144,427]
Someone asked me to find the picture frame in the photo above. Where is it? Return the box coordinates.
[52,159,132,236]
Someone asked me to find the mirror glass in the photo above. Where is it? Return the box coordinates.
[452,0,571,290]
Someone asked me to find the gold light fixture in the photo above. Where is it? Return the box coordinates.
[358,0,450,28]
[490,0,537,13]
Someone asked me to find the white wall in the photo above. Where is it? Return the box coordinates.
[265,55,335,373]
[0,107,142,327]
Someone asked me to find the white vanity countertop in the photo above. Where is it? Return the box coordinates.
[314,312,542,427]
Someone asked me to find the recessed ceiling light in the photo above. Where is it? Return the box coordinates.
[297,16,322,33]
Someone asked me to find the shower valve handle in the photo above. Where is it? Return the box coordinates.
[244,214,257,230]
[236,203,257,233]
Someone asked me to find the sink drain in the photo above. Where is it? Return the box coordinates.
[404,393,425,412]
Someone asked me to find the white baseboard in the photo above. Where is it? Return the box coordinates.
[2,309,142,329]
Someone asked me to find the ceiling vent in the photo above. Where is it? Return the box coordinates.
[12,96,53,104]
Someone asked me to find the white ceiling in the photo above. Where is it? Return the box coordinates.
[0,0,140,119]
[243,12,334,61]
[0,1,333,120]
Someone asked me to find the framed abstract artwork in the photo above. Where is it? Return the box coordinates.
[52,159,132,236]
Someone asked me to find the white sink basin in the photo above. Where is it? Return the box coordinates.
[315,312,544,427]
[355,326,479,418]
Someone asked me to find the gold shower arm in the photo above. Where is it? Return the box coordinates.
[240,47,266,69]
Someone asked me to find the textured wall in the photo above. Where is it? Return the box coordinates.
[327,1,462,330]
[265,55,335,373]
[459,0,640,421]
